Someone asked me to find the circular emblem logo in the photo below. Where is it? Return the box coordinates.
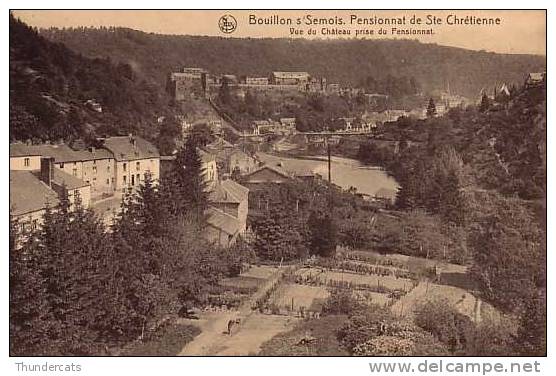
[218,14,237,34]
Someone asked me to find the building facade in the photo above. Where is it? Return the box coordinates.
[102,135,160,193]
[205,178,250,247]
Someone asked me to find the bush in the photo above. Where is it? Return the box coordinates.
[336,305,395,352]
[322,289,366,316]
[337,306,449,355]
[414,298,474,353]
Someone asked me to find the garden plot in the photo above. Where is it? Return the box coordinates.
[242,265,281,279]
[391,281,502,324]
[297,268,414,292]
[269,283,330,313]
[219,276,265,292]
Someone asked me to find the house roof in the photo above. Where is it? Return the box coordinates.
[53,169,90,190]
[207,137,234,150]
[206,207,240,235]
[79,148,114,160]
[10,171,59,216]
[198,148,216,164]
[295,169,315,178]
[10,144,88,162]
[11,142,114,161]
[209,179,249,204]
[243,164,292,180]
[102,136,159,161]
[9,144,41,157]
[213,148,253,164]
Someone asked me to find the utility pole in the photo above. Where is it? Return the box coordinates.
[327,140,332,184]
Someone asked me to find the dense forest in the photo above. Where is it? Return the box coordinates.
[9,15,181,154]
[356,82,546,351]
[41,26,545,98]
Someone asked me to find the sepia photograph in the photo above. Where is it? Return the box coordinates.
[8,8,546,361]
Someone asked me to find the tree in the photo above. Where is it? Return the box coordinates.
[469,213,543,312]
[479,93,491,112]
[187,123,213,148]
[438,169,467,226]
[156,117,181,155]
[515,291,546,355]
[251,208,307,261]
[395,176,417,210]
[9,215,51,356]
[218,79,232,105]
[307,211,337,257]
[426,98,437,118]
[36,192,124,354]
[166,137,208,223]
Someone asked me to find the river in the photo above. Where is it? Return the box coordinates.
[255,152,399,200]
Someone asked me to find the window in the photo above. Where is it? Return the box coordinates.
[107,165,110,173]
[131,175,135,186]
[136,174,140,184]
[31,219,38,231]
[123,163,127,172]
[92,166,97,174]
[136,161,140,171]
[24,158,30,167]
[72,168,78,176]
[106,178,110,185]
[123,175,127,185]
[60,163,64,169]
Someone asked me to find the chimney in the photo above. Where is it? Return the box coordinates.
[40,157,55,188]
[129,133,136,148]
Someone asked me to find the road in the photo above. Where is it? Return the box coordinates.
[178,266,298,356]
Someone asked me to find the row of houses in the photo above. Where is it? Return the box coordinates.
[168,67,343,100]
[249,118,297,136]
[10,135,160,199]
[10,135,161,236]
[9,133,277,248]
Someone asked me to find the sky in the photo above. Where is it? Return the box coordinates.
[13,10,546,55]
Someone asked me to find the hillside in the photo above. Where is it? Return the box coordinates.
[41,26,545,98]
[9,15,181,153]
[359,81,546,202]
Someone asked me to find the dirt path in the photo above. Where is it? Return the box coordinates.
[177,310,241,356]
[178,266,296,355]
[181,312,298,356]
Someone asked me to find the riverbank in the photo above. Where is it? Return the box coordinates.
[255,152,399,200]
